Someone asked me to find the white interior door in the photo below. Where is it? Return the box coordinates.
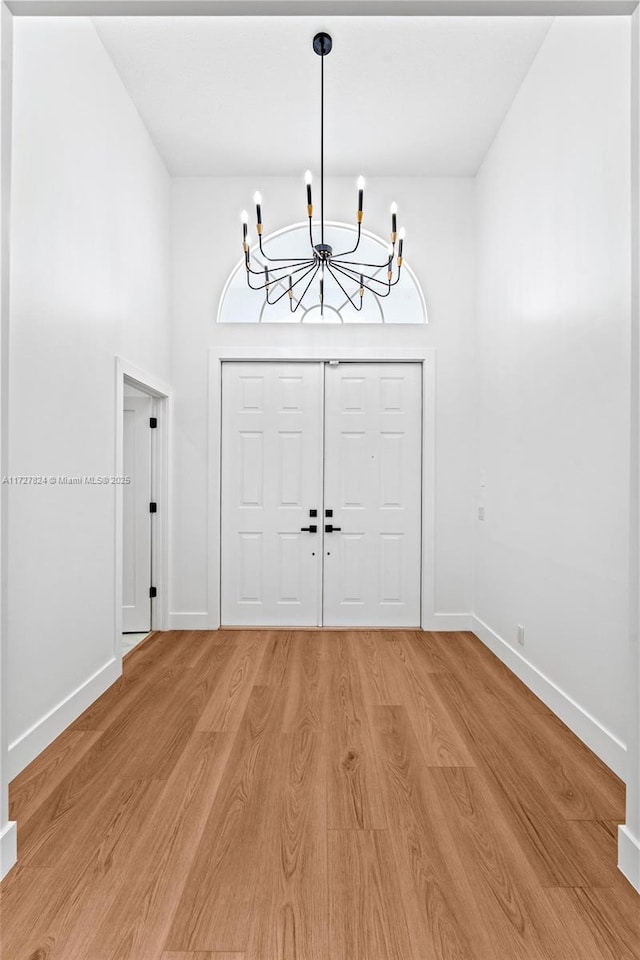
[322,362,422,627]
[122,393,153,632]
[221,362,323,626]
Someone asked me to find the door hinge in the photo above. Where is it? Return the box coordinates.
[149,586,157,599]
[149,417,157,429]
[149,502,157,513]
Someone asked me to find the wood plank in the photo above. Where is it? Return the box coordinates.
[277,632,328,735]
[381,632,475,766]
[246,727,328,960]
[167,684,283,952]
[326,632,387,830]
[545,887,640,960]
[430,670,613,886]
[370,704,495,960]
[328,829,413,960]
[64,733,235,960]
[196,630,269,731]
[162,955,245,960]
[162,954,245,959]
[352,630,396,704]
[9,728,102,823]
[425,765,608,960]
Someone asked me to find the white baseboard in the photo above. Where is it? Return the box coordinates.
[0,820,17,879]
[7,656,121,781]
[168,612,216,630]
[618,825,640,892]
[471,615,627,779]
[422,612,473,632]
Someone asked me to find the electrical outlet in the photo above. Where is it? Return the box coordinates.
[517,624,525,646]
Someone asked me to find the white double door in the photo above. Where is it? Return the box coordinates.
[221,361,422,627]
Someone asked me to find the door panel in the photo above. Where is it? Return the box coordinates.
[221,362,323,626]
[323,362,422,627]
[122,394,153,632]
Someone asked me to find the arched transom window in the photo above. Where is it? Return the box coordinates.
[217,221,428,324]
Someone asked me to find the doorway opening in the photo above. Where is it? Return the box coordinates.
[116,362,169,657]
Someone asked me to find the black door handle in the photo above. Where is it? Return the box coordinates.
[325,524,341,533]
[300,525,317,533]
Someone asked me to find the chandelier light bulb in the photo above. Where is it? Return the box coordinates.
[253,191,262,205]
[398,227,405,260]
[399,226,406,239]
[357,176,366,191]
[304,170,313,212]
[390,201,398,214]
[241,209,248,224]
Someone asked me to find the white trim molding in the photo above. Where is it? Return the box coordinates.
[424,612,473,631]
[0,819,16,878]
[168,612,212,630]
[618,824,640,891]
[472,615,627,778]
[6,657,119,781]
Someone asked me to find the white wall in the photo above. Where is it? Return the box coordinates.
[474,17,631,775]
[620,2,640,896]
[0,0,15,878]
[170,176,477,626]
[7,17,171,777]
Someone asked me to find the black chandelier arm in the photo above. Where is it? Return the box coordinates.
[339,260,402,294]
[291,263,321,312]
[332,221,363,258]
[331,260,390,288]
[308,216,316,251]
[244,259,315,295]
[331,262,394,297]
[333,250,394,271]
[245,257,314,279]
[258,261,319,306]
[326,263,364,312]
[257,232,317,264]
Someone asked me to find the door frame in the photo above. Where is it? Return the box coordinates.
[210,344,440,630]
[115,358,170,658]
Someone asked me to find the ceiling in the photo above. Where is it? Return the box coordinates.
[93,16,553,177]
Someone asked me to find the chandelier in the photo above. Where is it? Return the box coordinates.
[240,32,405,316]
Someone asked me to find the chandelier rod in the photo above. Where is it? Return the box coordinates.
[320,43,324,250]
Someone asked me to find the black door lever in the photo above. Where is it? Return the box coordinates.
[300,524,317,533]
[325,524,341,533]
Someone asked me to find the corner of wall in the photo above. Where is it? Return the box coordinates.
[0,818,16,879]
[618,824,640,892]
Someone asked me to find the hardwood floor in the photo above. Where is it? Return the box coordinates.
[2,629,638,959]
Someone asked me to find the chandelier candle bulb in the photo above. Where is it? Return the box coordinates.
[253,191,262,231]
[305,170,313,215]
[357,176,365,222]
